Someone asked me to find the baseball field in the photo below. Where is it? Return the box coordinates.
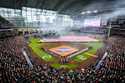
[29,36,103,69]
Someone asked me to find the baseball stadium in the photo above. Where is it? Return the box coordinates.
[0,0,125,83]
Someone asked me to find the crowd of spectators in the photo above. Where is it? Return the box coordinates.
[94,36,125,82]
[0,36,33,82]
[0,36,125,83]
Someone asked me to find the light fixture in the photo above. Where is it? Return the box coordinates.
[86,11,91,14]
[93,10,98,13]
[81,12,86,15]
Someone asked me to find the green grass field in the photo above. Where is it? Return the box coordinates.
[29,37,103,69]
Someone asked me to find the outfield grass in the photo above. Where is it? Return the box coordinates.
[72,42,103,62]
[29,37,56,62]
[29,37,103,69]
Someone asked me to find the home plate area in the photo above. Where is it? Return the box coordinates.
[42,42,91,63]
[49,45,78,57]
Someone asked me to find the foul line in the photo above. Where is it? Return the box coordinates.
[85,52,98,58]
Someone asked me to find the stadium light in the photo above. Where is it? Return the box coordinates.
[81,12,86,15]
[81,11,92,15]
[93,10,98,13]
[86,11,91,14]
[81,10,98,15]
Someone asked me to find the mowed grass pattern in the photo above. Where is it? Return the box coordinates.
[72,42,103,62]
[29,37,103,69]
[29,37,56,62]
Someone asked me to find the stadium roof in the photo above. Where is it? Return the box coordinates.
[0,0,120,15]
